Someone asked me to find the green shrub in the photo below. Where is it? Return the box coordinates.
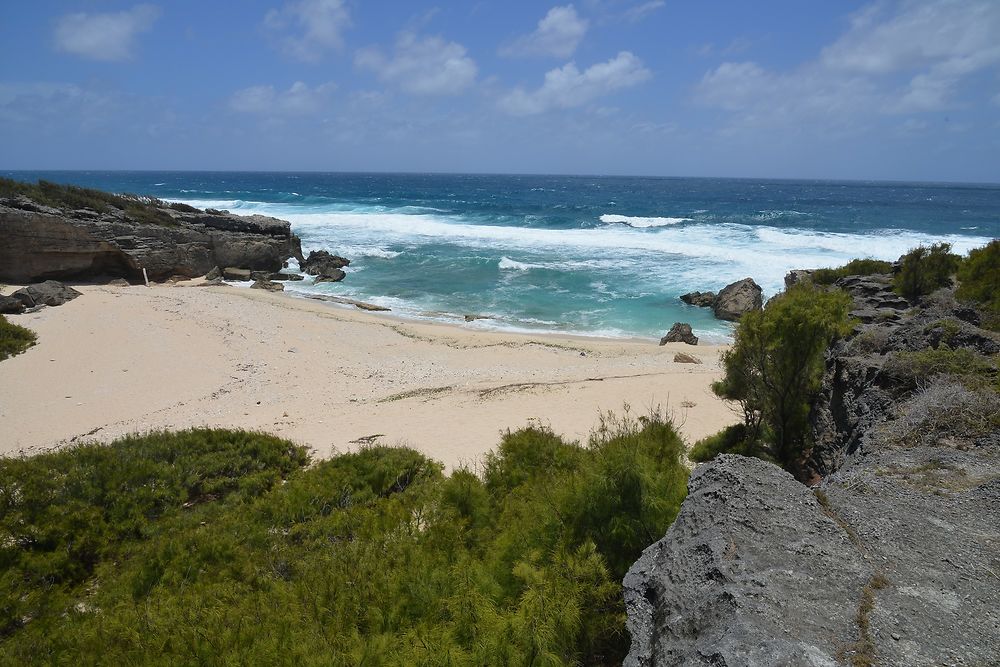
[0,315,36,361]
[894,243,961,302]
[883,345,999,393]
[956,240,1000,331]
[712,284,853,477]
[811,258,894,286]
[689,423,752,462]
[0,177,179,226]
[0,417,689,664]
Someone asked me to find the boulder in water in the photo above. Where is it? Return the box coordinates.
[714,278,763,321]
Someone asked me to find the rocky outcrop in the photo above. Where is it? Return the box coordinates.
[0,197,304,283]
[672,352,701,364]
[659,322,698,346]
[679,291,716,308]
[713,278,763,321]
[314,269,346,283]
[783,269,815,289]
[301,250,350,276]
[11,281,82,309]
[625,287,1000,666]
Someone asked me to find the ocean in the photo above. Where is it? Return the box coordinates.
[5,171,998,342]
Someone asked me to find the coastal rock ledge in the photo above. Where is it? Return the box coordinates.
[0,196,304,283]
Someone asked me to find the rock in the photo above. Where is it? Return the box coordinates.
[250,279,284,292]
[0,294,25,314]
[106,278,131,287]
[11,281,82,308]
[301,250,351,276]
[464,315,488,322]
[714,278,763,321]
[313,270,346,283]
[673,352,702,364]
[679,291,716,308]
[304,294,389,311]
[624,456,873,667]
[271,273,303,281]
[784,269,815,289]
[205,266,222,281]
[0,196,303,283]
[223,267,252,281]
[659,322,698,346]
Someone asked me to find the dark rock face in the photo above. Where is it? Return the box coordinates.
[835,274,909,324]
[0,199,304,283]
[659,322,698,346]
[301,250,350,276]
[0,294,25,314]
[624,456,870,667]
[679,291,716,308]
[11,281,82,308]
[314,269,346,283]
[713,278,763,321]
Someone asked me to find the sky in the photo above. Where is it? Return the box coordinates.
[1,0,999,182]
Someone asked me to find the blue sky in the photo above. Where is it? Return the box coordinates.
[1,0,999,181]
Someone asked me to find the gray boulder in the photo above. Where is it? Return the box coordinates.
[11,281,82,308]
[714,278,763,321]
[314,269,346,283]
[222,267,252,281]
[250,279,284,292]
[0,294,25,314]
[679,291,716,308]
[673,352,701,364]
[302,250,351,276]
[784,269,815,289]
[659,322,698,346]
[205,266,222,281]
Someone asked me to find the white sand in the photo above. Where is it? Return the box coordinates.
[0,284,737,468]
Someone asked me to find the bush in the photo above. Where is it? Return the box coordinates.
[689,424,751,462]
[956,239,1000,331]
[883,345,999,393]
[0,177,180,226]
[894,243,960,302]
[811,258,894,286]
[712,284,853,476]
[0,315,36,361]
[0,416,689,664]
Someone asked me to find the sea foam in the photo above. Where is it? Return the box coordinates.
[599,214,692,227]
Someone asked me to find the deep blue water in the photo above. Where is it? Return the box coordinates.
[6,171,998,341]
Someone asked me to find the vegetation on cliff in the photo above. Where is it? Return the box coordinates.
[0,415,687,664]
[0,177,196,226]
[0,315,35,361]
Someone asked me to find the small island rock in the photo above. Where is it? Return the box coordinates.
[302,250,351,276]
[659,322,699,346]
[714,278,763,321]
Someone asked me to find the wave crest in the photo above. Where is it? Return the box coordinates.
[599,214,692,228]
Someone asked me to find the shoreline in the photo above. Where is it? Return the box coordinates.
[0,281,738,469]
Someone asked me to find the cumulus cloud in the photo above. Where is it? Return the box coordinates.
[264,0,350,61]
[500,5,588,59]
[356,32,477,95]
[229,81,336,115]
[53,4,160,62]
[500,51,650,115]
[696,0,1000,125]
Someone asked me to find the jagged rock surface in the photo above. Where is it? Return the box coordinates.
[679,291,716,308]
[626,287,1000,666]
[660,322,698,346]
[0,198,304,283]
[11,281,82,308]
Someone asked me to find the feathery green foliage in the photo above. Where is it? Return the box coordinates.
[708,284,853,476]
[0,315,36,361]
[893,243,961,302]
[0,418,688,665]
[0,177,181,225]
[811,258,893,285]
[956,239,1000,331]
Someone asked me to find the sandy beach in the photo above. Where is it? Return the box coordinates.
[0,283,736,468]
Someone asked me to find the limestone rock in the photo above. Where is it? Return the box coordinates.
[205,266,222,281]
[314,270,346,283]
[106,278,131,287]
[659,322,698,346]
[0,294,25,314]
[783,269,815,289]
[301,250,351,276]
[713,278,763,321]
[672,352,702,364]
[11,281,82,308]
[250,279,284,292]
[679,291,716,308]
[223,267,252,281]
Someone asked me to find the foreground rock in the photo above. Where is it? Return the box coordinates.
[625,287,1000,666]
[11,281,82,309]
[0,295,25,314]
[659,322,698,346]
[0,196,304,283]
[250,279,284,292]
[314,270,346,283]
[713,278,763,321]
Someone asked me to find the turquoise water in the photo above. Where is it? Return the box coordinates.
[6,171,998,341]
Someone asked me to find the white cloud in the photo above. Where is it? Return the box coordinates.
[500,5,588,59]
[623,1,665,23]
[264,0,350,62]
[696,0,1000,125]
[230,81,336,115]
[500,51,650,115]
[356,32,477,95]
[53,4,160,62]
